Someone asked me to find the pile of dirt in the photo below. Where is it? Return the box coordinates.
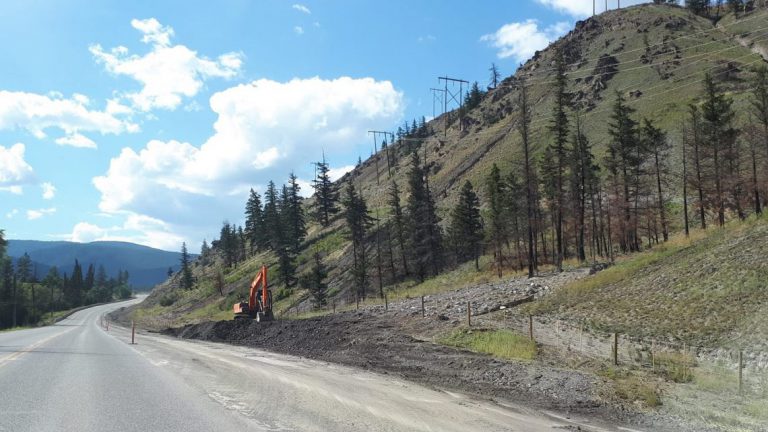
[166,310,602,413]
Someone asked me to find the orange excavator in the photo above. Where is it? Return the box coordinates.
[233,265,273,321]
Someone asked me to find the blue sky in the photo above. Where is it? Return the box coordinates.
[0,0,648,252]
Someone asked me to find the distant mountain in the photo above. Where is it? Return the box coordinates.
[6,240,190,289]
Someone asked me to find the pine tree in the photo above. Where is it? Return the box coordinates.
[546,51,570,271]
[489,63,501,89]
[308,251,328,306]
[84,264,95,292]
[15,253,32,283]
[687,105,707,229]
[0,230,6,258]
[69,260,84,307]
[313,155,339,226]
[448,181,484,269]
[701,73,736,227]
[244,188,264,254]
[388,180,410,277]
[180,242,194,290]
[219,221,236,268]
[570,112,599,262]
[263,181,282,251]
[641,118,670,242]
[486,164,507,278]
[200,239,210,266]
[606,91,641,252]
[284,173,307,254]
[518,81,538,277]
[752,66,768,177]
[343,184,373,298]
[405,153,443,281]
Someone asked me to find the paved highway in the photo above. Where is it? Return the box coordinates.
[0,300,633,432]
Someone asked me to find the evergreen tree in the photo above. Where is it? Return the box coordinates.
[200,239,211,266]
[219,221,237,268]
[641,118,670,242]
[752,66,768,170]
[518,81,538,277]
[69,260,84,307]
[84,264,95,292]
[244,188,264,254]
[448,181,484,269]
[569,112,599,262]
[388,180,410,277]
[486,164,507,278]
[606,91,642,252]
[313,155,339,226]
[308,251,328,306]
[701,73,736,227]
[464,82,484,111]
[284,173,307,254]
[405,153,443,281]
[0,229,6,257]
[545,51,570,271]
[15,253,32,283]
[489,63,501,89]
[343,184,373,298]
[180,242,194,290]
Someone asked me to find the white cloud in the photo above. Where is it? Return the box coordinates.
[93,76,403,246]
[0,143,35,191]
[6,209,18,219]
[55,133,97,149]
[328,165,354,181]
[41,182,56,200]
[90,18,244,112]
[294,26,304,35]
[0,91,137,141]
[481,19,571,62]
[27,207,56,220]
[68,215,184,251]
[536,0,650,17]
[292,4,311,14]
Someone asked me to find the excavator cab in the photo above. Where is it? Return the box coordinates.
[233,265,273,322]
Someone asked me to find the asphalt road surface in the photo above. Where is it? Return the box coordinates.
[0,300,637,432]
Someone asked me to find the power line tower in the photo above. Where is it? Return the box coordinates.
[367,130,395,179]
[437,76,469,135]
[430,87,446,119]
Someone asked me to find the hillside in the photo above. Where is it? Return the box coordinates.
[532,213,768,349]
[128,4,768,323]
[7,240,186,288]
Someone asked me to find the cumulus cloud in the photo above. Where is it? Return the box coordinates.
[27,207,56,220]
[292,4,311,14]
[41,182,56,200]
[0,91,137,143]
[90,18,244,112]
[0,143,35,192]
[294,26,304,35]
[536,0,650,17]
[93,76,403,244]
[481,19,571,62]
[6,209,18,219]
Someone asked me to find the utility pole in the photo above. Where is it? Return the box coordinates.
[368,131,394,178]
[430,88,446,120]
[437,76,469,136]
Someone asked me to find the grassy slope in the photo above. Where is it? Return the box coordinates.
[129,4,768,326]
[531,214,768,347]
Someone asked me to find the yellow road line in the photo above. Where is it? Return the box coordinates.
[0,327,76,369]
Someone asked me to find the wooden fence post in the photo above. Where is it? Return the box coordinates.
[613,333,619,366]
[739,349,744,395]
[467,301,471,327]
[529,315,534,341]
[421,296,425,317]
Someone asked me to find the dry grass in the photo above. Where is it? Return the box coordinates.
[438,327,537,361]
